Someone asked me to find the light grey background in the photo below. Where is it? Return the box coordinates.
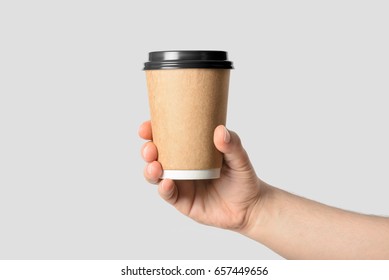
[1,0,388,259]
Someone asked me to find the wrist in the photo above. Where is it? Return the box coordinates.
[237,179,275,243]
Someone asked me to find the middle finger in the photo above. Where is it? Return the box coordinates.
[141,141,158,163]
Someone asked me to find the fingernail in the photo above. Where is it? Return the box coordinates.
[161,179,168,192]
[223,126,231,143]
[161,179,174,197]
[147,164,153,175]
[142,144,149,159]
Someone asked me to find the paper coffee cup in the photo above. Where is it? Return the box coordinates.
[144,51,233,180]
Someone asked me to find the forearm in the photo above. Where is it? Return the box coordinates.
[241,181,389,259]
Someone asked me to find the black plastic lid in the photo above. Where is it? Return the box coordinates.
[143,50,234,70]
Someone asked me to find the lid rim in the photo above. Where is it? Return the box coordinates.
[144,50,233,70]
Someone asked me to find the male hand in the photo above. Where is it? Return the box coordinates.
[139,121,264,231]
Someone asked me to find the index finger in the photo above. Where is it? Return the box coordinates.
[138,120,153,140]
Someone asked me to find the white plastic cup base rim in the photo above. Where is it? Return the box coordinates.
[161,168,221,180]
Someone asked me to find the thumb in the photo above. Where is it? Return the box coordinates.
[214,125,252,172]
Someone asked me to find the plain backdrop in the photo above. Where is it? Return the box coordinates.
[1,0,389,259]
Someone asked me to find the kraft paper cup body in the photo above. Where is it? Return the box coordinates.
[145,68,230,180]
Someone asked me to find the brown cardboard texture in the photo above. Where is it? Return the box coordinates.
[146,69,230,170]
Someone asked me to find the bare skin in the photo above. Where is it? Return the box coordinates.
[139,121,389,259]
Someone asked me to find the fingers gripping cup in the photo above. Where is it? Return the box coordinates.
[144,50,233,180]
